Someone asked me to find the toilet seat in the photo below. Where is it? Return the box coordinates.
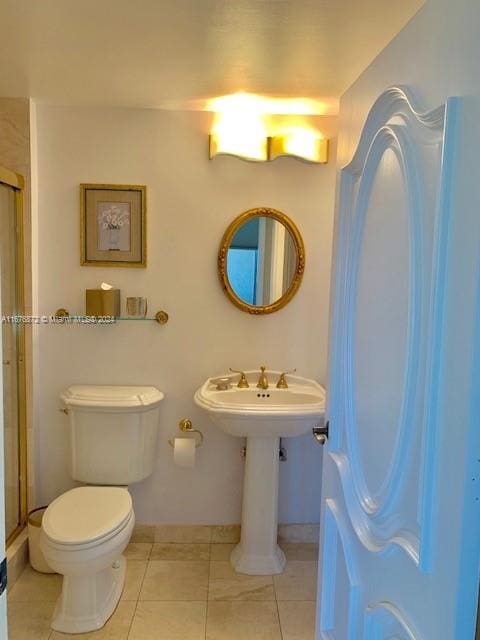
[42,486,133,548]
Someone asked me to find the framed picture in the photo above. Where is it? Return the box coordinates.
[80,183,146,267]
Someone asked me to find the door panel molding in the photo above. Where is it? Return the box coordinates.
[327,86,452,568]
[329,451,421,564]
[319,499,361,639]
[363,602,419,639]
[344,124,422,514]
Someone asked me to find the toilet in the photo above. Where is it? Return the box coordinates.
[40,385,164,634]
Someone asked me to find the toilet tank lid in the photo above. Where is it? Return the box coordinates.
[61,385,164,408]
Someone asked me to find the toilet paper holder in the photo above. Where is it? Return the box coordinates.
[168,418,204,448]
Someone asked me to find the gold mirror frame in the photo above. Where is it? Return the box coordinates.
[218,207,305,314]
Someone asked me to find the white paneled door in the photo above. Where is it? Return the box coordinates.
[316,87,480,639]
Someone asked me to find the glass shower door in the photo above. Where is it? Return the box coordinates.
[0,182,23,541]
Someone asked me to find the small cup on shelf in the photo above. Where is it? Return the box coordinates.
[126,297,147,317]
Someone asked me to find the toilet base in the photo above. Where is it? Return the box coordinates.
[51,554,126,634]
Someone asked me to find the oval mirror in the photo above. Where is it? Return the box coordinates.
[218,207,305,314]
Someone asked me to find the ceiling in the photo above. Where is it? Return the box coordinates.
[0,0,424,112]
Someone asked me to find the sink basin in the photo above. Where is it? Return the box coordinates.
[194,373,326,438]
[194,371,326,576]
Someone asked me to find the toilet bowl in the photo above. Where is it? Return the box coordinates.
[41,486,135,634]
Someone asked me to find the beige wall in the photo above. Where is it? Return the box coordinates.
[0,99,30,180]
[33,104,337,524]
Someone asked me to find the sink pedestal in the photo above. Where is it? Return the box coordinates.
[231,436,286,575]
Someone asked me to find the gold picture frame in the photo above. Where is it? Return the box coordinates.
[80,183,146,267]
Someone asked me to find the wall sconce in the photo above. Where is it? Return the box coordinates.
[209,127,328,164]
[209,93,328,164]
[208,93,330,164]
[209,133,269,162]
[209,95,269,162]
[209,132,329,164]
[269,130,329,164]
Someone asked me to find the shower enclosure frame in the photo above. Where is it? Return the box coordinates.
[0,165,27,547]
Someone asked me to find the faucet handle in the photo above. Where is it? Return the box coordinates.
[276,369,296,389]
[229,368,249,388]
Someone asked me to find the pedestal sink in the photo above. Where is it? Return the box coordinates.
[194,371,326,575]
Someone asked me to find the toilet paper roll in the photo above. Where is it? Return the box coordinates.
[173,437,196,467]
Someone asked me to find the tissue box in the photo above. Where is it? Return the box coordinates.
[86,289,120,317]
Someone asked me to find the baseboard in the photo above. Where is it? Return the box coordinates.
[278,523,320,544]
[6,527,28,590]
[131,523,319,544]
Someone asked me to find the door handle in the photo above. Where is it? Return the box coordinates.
[313,421,329,445]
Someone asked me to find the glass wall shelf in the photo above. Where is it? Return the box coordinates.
[51,309,169,325]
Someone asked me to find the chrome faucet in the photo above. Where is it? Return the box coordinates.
[257,365,269,390]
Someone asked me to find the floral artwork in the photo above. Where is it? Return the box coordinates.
[96,202,131,251]
[80,184,146,267]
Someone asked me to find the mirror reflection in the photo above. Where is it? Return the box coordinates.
[225,214,300,308]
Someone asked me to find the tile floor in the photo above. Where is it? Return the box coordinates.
[7,542,318,640]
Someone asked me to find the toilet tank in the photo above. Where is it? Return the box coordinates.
[61,385,164,485]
